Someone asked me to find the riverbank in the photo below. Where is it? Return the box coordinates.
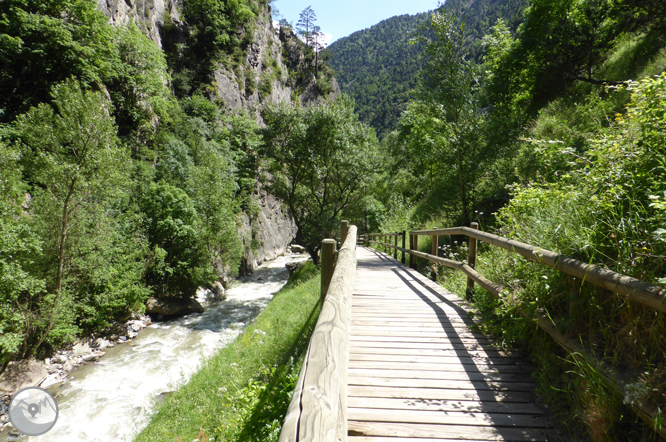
[134,261,321,442]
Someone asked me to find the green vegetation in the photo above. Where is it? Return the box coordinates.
[368,1,666,439]
[327,0,528,137]
[259,96,379,263]
[135,261,321,442]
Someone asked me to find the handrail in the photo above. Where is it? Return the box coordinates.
[367,227,666,438]
[409,226,666,313]
[279,224,357,442]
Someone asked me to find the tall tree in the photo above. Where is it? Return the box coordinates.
[296,6,317,48]
[401,10,482,226]
[15,79,131,357]
[260,97,379,263]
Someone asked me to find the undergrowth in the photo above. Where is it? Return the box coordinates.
[134,260,321,442]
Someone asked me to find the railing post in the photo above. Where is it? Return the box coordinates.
[409,233,414,268]
[394,234,398,260]
[341,220,349,245]
[401,230,406,265]
[431,234,438,281]
[466,222,479,300]
[321,239,337,306]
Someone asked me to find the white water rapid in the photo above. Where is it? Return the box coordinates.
[10,253,309,442]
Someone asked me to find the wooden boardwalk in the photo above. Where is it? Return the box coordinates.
[347,247,555,441]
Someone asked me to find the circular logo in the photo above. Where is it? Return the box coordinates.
[8,387,59,436]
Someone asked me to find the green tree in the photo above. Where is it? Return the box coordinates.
[296,6,317,48]
[14,79,130,357]
[0,138,45,368]
[260,97,379,263]
[0,0,117,122]
[401,9,482,226]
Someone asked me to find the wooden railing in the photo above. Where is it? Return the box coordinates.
[366,225,666,438]
[279,222,357,442]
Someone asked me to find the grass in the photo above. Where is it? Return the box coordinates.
[134,261,321,442]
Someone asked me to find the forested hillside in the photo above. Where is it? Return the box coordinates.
[328,0,528,136]
[0,0,343,368]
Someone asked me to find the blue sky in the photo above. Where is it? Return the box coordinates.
[272,0,441,45]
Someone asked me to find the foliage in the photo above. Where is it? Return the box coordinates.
[327,0,528,137]
[259,96,379,262]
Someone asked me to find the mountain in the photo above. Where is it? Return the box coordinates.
[327,0,528,137]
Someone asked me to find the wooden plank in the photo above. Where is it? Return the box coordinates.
[348,385,534,402]
[348,376,535,392]
[348,408,549,428]
[348,368,532,383]
[348,422,553,440]
[350,340,503,351]
[279,227,358,442]
[349,347,515,359]
[349,354,524,366]
[349,438,495,442]
[350,329,489,340]
[348,397,545,415]
[350,335,496,345]
[348,360,533,374]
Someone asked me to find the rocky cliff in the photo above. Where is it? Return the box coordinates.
[96,0,336,274]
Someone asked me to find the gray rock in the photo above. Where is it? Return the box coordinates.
[40,374,64,389]
[62,361,73,372]
[290,244,306,253]
[0,360,48,396]
[145,297,205,317]
[73,342,92,356]
[53,354,68,364]
[94,338,111,350]
[210,282,226,300]
[130,322,142,332]
[285,261,304,276]
[82,353,103,362]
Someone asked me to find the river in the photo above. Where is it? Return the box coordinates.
[10,253,308,442]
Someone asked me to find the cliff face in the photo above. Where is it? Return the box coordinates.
[212,8,340,122]
[96,1,335,274]
[95,0,183,48]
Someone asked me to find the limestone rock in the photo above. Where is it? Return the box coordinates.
[210,282,226,300]
[146,297,205,317]
[0,360,48,396]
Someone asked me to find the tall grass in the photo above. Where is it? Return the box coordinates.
[134,261,321,442]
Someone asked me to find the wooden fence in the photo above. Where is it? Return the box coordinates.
[279,222,358,442]
[366,225,666,439]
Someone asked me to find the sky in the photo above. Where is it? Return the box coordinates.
[272,0,441,45]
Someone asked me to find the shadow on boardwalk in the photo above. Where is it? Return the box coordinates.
[347,247,568,441]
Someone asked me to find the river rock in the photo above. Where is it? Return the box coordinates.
[93,338,111,350]
[285,261,303,276]
[53,353,68,364]
[82,353,103,362]
[73,342,93,356]
[210,281,226,300]
[146,297,205,317]
[0,360,47,396]
[40,374,64,389]
[290,244,306,253]
[62,361,73,372]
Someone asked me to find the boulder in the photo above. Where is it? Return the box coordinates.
[285,261,304,276]
[93,338,111,350]
[0,360,47,396]
[290,244,306,253]
[73,342,92,356]
[210,282,226,301]
[146,297,205,317]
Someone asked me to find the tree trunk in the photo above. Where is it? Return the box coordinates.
[25,178,76,359]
